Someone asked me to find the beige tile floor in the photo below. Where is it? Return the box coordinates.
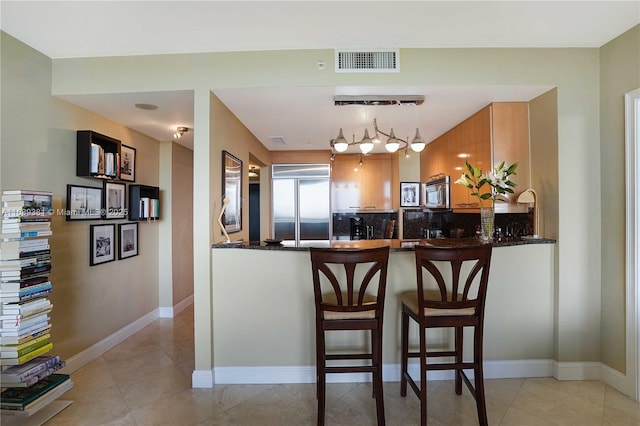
[44,304,640,425]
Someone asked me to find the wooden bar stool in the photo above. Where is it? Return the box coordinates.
[310,246,389,426]
[400,243,492,426]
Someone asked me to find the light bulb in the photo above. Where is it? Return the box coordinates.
[410,128,426,152]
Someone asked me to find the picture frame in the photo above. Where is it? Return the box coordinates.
[120,144,136,182]
[89,224,116,266]
[222,150,242,233]
[103,181,126,219]
[400,181,421,207]
[118,222,138,259]
[66,184,103,221]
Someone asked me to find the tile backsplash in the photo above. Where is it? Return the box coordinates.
[403,209,533,239]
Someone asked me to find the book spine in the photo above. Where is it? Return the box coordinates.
[0,355,60,382]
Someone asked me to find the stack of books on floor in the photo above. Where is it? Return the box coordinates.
[0,190,73,422]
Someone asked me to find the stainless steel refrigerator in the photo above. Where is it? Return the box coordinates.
[272,164,330,243]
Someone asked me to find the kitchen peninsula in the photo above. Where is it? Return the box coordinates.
[210,238,555,384]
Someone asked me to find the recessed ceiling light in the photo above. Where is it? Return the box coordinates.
[134,103,158,110]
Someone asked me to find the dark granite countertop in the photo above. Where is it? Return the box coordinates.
[212,237,556,251]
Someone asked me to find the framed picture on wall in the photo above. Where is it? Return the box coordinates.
[118,222,138,259]
[89,224,115,266]
[222,150,242,233]
[120,144,136,182]
[400,182,420,207]
[66,184,102,221]
[103,181,126,219]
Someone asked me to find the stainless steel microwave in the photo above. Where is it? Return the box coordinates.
[422,176,450,209]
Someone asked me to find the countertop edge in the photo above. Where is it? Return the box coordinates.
[212,238,556,251]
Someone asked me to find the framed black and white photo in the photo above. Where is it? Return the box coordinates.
[222,150,242,233]
[120,144,136,182]
[103,181,126,219]
[66,184,102,221]
[90,224,115,266]
[118,222,138,259]
[400,182,421,207]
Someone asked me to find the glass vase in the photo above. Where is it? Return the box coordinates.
[480,206,495,240]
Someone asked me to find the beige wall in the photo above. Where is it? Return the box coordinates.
[211,244,555,370]
[0,33,160,361]
[599,24,640,373]
[172,142,194,304]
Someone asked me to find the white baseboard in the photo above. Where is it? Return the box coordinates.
[60,309,159,375]
[600,363,637,399]
[192,369,215,388]
[159,294,194,318]
[553,361,602,380]
[212,359,556,385]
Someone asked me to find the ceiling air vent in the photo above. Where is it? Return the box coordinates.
[335,49,399,73]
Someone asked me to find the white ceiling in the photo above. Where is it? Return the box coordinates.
[2,1,638,153]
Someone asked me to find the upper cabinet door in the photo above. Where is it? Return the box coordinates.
[419,102,530,212]
[331,154,396,211]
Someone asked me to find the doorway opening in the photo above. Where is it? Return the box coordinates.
[249,155,265,242]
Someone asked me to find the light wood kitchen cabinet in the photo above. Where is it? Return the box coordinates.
[420,102,530,211]
[331,154,396,211]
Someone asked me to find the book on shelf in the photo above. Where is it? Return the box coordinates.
[0,298,51,317]
[0,321,50,341]
[1,268,51,283]
[0,277,51,293]
[0,255,51,271]
[0,281,52,299]
[1,222,51,232]
[0,317,50,338]
[0,307,49,326]
[0,247,51,262]
[89,143,105,174]
[0,263,52,279]
[1,336,51,359]
[0,248,50,262]
[1,216,52,225]
[0,355,60,383]
[0,373,69,407]
[2,360,66,388]
[0,326,50,346]
[2,189,53,201]
[0,287,52,304]
[0,230,52,240]
[0,376,72,416]
[0,309,52,329]
[0,238,49,250]
[1,191,53,203]
[0,342,52,366]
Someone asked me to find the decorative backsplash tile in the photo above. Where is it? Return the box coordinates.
[402,209,533,239]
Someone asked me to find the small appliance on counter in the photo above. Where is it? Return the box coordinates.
[350,216,365,240]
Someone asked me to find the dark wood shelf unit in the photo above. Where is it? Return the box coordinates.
[128,185,160,221]
[76,130,121,179]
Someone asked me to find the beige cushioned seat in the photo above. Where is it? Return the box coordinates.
[321,292,377,320]
[400,290,476,317]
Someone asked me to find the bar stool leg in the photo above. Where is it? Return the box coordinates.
[372,328,385,426]
[316,330,326,426]
[419,326,428,426]
[400,308,409,397]
[455,326,463,395]
[474,329,488,426]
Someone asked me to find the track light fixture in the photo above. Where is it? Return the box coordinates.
[173,126,189,140]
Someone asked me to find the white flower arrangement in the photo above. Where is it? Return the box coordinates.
[455,161,518,205]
